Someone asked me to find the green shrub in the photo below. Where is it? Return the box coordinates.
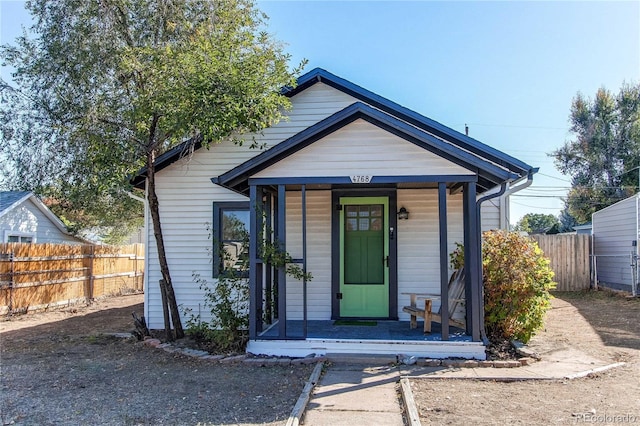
[184,217,312,354]
[188,246,250,354]
[451,230,556,343]
[482,230,555,343]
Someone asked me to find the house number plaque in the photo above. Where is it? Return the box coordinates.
[350,175,373,184]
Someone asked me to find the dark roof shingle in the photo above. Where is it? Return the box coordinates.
[0,191,32,215]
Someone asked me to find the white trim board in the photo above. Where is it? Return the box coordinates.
[247,338,486,360]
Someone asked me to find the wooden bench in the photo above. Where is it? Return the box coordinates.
[402,294,433,333]
[402,268,467,334]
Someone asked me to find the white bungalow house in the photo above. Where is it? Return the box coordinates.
[0,191,83,244]
[132,68,537,359]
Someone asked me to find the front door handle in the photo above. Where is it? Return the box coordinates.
[383,255,389,267]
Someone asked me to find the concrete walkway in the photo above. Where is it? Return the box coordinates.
[302,362,404,426]
[294,349,625,425]
[403,348,624,381]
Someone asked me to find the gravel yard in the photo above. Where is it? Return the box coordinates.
[0,295,314,425]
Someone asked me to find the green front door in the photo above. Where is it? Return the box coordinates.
[339,196,390,318]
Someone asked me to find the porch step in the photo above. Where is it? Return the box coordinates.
[325,353,399,365]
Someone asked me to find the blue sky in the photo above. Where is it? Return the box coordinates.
[2,0,639,225]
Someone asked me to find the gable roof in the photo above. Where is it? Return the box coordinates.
[284,68,532,176]
[0,191,31,215]
[213,102,521,194]
[132,67,535,190]
[0,191,70,234]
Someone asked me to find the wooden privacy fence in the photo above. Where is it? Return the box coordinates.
[530,234,591,291]
[0,243,144,314]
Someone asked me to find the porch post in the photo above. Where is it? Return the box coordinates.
[301,185,308,338]
[276,184,287,338]
[249,184,259,339]
[264,191,273,323]
[438,182,449,340]
[463,182,481,342]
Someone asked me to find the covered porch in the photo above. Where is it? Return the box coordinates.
[213,101,529,359]
[238,179,485,359]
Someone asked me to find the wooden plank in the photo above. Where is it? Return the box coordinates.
[0,243,144,312]
[400,378,422,426]
[531,234,591,291]
[286,361,324,426]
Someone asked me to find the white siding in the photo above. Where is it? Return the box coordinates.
[279,188,467,321]
[0,199,80,244]
[284,190,332,320]
[254,119,474,178]
[259,82,357,143]
[480,196,501,232]
[592,194,640,290]
[144,83,357,328]
[396,190,465,319]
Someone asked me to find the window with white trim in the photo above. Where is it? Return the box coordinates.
[6,234,34,243]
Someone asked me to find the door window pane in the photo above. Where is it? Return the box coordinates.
[346,206,358,217]
[345,205,384,233]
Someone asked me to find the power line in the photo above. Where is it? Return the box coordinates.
[511,201,564,210]
[464,122,569,131]
[511,195,566,199]
[520,187,571,190]
[537,172,571,182]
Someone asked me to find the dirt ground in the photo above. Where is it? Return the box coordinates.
[2,291,639,425]
[0,294,313,426]
[411,290,640,425]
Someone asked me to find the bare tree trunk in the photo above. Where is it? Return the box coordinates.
[146,117,184,339]
[159,278,173,341]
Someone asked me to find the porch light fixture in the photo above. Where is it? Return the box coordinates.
[397,207,410,220]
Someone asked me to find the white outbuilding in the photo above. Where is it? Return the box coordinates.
[592,193,640,295]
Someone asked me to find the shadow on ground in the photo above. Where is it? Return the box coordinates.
[0,301,145,342]
[553,290,640,352]
[1,296,313,426]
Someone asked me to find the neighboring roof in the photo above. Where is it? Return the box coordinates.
[572,223,593,230]
[132,67,535,190]
[592,192,640,216]
[0,191,31,215]
[213,102,521,194]
[0,191,70,234]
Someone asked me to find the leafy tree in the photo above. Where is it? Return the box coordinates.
[0,80,144,244]
[553,84,640,223]
[514,213,560,234]
[1,0,303,339]
[558,203,579,233]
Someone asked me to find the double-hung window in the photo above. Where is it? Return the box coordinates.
[5,233,34,243]
[212,202,250,278]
